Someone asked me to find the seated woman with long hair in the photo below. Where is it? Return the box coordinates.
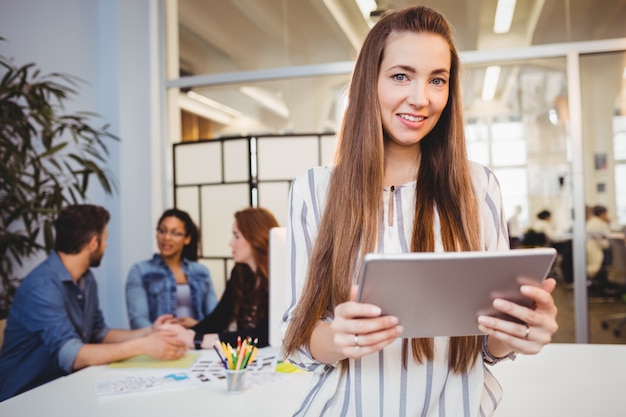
[179,207,279,349]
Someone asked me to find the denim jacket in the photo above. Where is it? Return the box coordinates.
[125,254,218,329]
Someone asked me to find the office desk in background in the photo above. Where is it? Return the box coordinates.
[0,344,624,417]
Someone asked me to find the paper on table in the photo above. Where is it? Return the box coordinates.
[107,353,199,369]
[95,349,290,396]
[94,372,196,396]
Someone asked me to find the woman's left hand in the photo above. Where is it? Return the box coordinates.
[176,317,199,328]
[477,278,558,356]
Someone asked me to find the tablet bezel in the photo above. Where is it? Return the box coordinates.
[356,248,557,338]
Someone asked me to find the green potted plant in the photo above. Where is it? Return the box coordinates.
[0,39,118,319]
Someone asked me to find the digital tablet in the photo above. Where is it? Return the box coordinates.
[356,248,557,338]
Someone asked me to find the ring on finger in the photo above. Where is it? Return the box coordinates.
[354,334,361,350]
[524,325,530,340]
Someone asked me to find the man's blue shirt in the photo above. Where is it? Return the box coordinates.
[0,252,109,401]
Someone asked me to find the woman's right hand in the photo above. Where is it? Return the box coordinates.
[328,285,403,360]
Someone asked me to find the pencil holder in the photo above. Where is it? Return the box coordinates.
[224,369,247,393]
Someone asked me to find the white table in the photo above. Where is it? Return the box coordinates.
[0,347,311,417]
[1,343,624,416]
[491,343,626,417]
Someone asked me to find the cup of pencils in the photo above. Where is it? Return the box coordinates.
[213,337,258,393]
[224,369,246,393]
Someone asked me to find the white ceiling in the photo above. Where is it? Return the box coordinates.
[176,0,626,133]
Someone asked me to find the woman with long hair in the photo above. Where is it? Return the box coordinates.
[126,208,218,329]
[187,207,279,349]
[282,6,558,416]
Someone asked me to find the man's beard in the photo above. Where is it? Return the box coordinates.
[89,252,103,267]
[89,243,104,267]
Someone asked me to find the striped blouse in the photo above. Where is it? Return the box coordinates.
[282,162,511,417]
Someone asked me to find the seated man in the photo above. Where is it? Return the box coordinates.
[0,204,187,402]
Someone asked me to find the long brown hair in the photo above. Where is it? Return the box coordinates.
[230,207,280,327]
[283,6,482,373]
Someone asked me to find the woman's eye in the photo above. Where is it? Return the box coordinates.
[432,77,446,85]
[392,74,407,82]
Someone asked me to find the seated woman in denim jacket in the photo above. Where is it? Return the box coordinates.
[172,207,279,349]
[126,208,218,329]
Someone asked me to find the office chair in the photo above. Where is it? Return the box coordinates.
[600,238,626,337]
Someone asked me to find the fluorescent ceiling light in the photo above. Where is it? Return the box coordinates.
[179,91,242,124]
[493,0,517,34]
[186,91,241,117]
[482,66,501,101]
[356,0,377,27]
[322,0,363,50]
[240,86,290,119]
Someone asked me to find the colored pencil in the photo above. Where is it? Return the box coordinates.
[241,346,255,368]
[234,339,248,370]
[219,337,261,370]
[247,347,258,365]
[213,343,228,369]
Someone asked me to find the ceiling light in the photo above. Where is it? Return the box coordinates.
[482,66,501,101]
[322,0,363,50]
[180,91,242,124]
[240,86,290,119]
[356,0,377,27]
[493,0,517,34]
[186,91,241,117]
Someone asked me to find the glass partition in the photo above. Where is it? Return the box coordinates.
[579,51,626,342]
[464,58,571,235]
[166,2,626,343]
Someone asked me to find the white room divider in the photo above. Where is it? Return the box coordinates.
[173,133,336,295]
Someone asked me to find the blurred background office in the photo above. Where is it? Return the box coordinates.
[1,0,625,344]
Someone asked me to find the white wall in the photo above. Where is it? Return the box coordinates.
[0,0,164,328]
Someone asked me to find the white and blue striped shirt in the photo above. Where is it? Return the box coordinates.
[282,162,510,417]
